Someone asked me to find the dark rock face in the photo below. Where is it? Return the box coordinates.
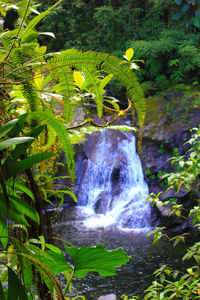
[140,89,200,232]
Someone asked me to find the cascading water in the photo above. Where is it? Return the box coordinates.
[77,129,151,231]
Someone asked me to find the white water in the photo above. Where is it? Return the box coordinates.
[77,130,151,231]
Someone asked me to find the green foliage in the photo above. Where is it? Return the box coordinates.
[145,126,200,299]
[0,1,144,298]
[38,1,200,91]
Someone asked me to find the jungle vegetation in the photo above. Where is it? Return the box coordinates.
[0,0,200,299]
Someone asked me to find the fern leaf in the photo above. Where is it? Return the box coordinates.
[20,83,40,112]
[50,57,75,124]
[49,50,146,127]
[29,111,75,181]
[83,67,104,118]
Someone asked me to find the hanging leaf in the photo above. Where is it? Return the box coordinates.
[8,268,28,300]
[11,196,40,224]
[0,218,8,249]
[6,181,35,202]
[125,48,134,61]
[64,244,130,278]
[0,281,5,300]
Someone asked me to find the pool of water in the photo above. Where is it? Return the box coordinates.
[53,207,193,299]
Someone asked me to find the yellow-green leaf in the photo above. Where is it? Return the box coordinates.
[73,70,84,90]
[125,48,134,61]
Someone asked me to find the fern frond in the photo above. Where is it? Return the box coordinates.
[49,50,146,127]
[71,125,137,139]
[83,67,104,118]
[29,111,75,181]
[20,83,41,112]
[50,59,75,124]
[17,0,32,20]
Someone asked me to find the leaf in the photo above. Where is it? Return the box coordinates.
[0,137,35,151]
[38,31,56,38]
[29,111,75,181]
[35,250,72,275]
[125,48,134,61]
[0,280,5,300]
[7,181,35,202]
[64,244,130,278]
[174,0,182,5]
[172,12,182,20]
[4,152,56,179]
[194,255,200,265]
[21,0,62,42]
[7,114,27,138]
[0,119,18,139]
[73,70,84,89]
[48,190,77,203]
[99,73,113,89]
[0,218,8,249]
[181,4,189,14]
[193,17,200,28]
[11,196,40,223]
[8,268,28,300]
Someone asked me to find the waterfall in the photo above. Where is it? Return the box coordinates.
[76,129,151,231]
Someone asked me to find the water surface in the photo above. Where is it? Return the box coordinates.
[53,207,190,300]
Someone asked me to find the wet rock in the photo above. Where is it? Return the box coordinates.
[94,191,109,214]
[97,294,117,300]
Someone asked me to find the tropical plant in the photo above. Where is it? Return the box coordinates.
[145,126,200,299]
[0,0,145,298]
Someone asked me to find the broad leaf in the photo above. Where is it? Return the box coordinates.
[7,114,27,138]
[125,48,134,61]
[0,218,8,249]
[0,119,18,139]
[73,70,84,89]
[64,244,130,278]
[4,152,56,179]
[35,250,72,275]
[0,280,5,300]
[0,137,34,151]
[11,125,45,160]
[8,268,28,300]
[11,196,40,224]
[7,181,35,202]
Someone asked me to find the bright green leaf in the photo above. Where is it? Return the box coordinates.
[0,218,8,249]
[35,250,72,274]
[11,197,40,224]
[64,244,130,278]
[0,137,35,151]
[0,119,18,139]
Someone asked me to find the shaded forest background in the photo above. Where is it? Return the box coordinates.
[38,0,200,92]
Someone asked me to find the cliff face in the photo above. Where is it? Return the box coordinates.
[140,87,200,231]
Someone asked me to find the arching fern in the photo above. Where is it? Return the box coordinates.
[48,49,146,127]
